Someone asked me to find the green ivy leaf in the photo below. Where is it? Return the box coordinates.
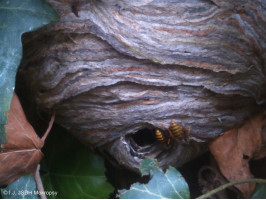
[250,184,266,199]
[1,174,39,199]
[118,158,190,199]
[0,0,59,145]
[41,125,114,199]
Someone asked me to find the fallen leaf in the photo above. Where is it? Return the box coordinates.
[0,93,44,186]
[209,113,265,198]
[254,110,266,160]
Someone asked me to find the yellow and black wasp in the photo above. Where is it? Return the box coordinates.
[170,120,189,142]
[155,129,170,145]
[155,120,190,146]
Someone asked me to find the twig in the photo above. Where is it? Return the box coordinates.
[35,164,47,199]
[35,113,55,198]
[196,178,266,199]
[41,112,55,142]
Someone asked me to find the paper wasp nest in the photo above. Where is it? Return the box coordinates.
[17,0,266,172]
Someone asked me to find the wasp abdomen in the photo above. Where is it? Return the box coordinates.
[155,129,166,144]
[170,120,184,139]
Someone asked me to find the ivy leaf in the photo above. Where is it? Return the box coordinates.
[41,125,114,199]
[0,92,44,186]
[118,158,190,199]
[1,174,39,199]
[0,0,59,145]
[0,92,55,188]
[250,184,266,199]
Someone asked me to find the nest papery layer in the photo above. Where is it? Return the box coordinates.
[17,0,266,148]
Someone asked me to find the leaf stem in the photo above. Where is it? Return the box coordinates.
[35,164,46,199]
[196,178,266,199]
[41,112,55,142]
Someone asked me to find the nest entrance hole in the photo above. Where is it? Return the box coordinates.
[131,128,157,147]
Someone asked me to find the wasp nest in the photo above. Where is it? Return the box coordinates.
[17,0,266,172]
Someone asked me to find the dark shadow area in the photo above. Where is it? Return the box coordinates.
[250,157,266,179]
[131,128,157,147]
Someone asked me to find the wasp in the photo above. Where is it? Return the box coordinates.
[170,120,187,140]
[155,129,171,145]
[155,120,190,146]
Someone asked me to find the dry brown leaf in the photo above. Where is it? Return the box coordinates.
[0,92,44,186]
[254,110,266,160]
[209,113,265,198]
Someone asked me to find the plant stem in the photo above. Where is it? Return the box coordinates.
[41,112,55,142]
[196,178,266,199]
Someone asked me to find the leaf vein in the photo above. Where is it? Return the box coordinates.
[165,173,182,198]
